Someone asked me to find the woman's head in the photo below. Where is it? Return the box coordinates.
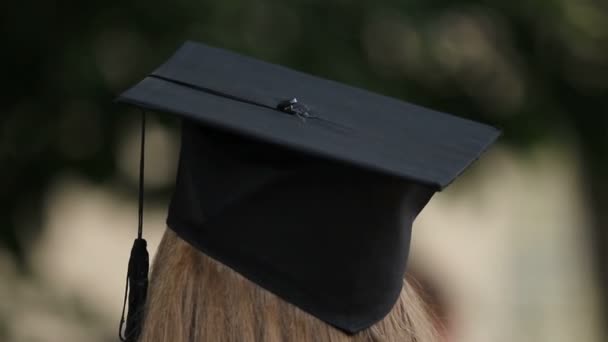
[139,228,439,342]
[116,40,498,341]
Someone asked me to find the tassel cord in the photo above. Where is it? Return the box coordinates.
[137,111,146,239]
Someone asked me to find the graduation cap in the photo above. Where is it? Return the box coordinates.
[116,41,500,340]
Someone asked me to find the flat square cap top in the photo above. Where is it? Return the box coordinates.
[117,41,499,189]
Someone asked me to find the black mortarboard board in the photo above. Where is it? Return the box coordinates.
[115,41,499,339]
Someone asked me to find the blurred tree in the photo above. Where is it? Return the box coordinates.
[1,0,606,338]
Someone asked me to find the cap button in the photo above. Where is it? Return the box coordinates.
[277,98,311,119]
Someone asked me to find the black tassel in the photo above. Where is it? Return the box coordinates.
[119,111,149,342]
[120,238,149,341]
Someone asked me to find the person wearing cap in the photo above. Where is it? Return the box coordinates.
[116,41,499,342]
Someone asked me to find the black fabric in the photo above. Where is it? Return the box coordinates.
[114,40,499,334]
[166,121,435,333]
[117,41,500,189]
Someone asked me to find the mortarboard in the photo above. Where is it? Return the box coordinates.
[115,41,500,341]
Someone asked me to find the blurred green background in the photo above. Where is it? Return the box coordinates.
[1,0,607,341]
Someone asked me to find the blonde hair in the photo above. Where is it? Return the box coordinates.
[139,229,440,342]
